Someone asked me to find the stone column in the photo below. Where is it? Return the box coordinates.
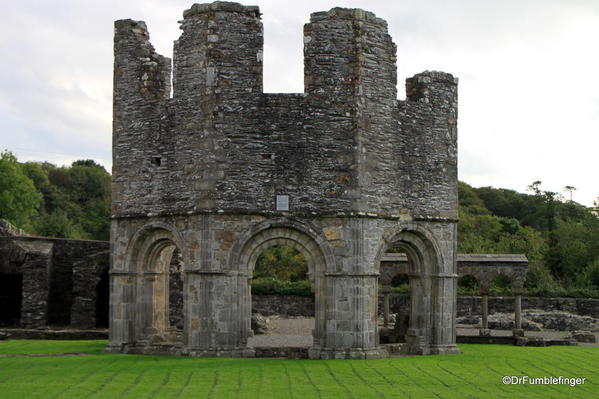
[512,285,524,337]
[20,251,52,328]
[310,274,385,359]
[429,273,461,355]
[106,273,136,353]
[382,285,391,328]
[479,284,490,336]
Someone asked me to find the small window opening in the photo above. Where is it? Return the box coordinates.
[151,157,162,166]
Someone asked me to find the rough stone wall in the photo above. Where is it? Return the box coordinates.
[110,2,459,359]
[390,296,599,319]
[111,4,457,220]
[71,249,111,328]
[0,236,109,328]
[252,295,315,317]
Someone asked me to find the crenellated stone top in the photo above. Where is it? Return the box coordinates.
[309,7,387,26]
[182,1,260,19]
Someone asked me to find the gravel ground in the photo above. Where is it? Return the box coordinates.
[248,317,314,347]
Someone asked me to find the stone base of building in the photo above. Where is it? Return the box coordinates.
[106,343,257,358]
[105,343,183,356]
[308,346,389,359]
[183,347,256,358]
[428,344,461,355]
[512,328,525,337]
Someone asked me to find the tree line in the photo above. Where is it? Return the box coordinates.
[0,151,110,240]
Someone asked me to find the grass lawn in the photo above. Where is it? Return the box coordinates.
[0,340,596,398]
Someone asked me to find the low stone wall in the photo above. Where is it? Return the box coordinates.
[389,295,599,318]
[252,295,314,317]
[254,294,599,318]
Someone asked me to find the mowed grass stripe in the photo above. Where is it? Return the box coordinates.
[1,356,113,399]
[260,361,295,398]
[300,362,347,397]
[433,359,503,398]
[348,362,386,398]
[548,350,599,376]
[299,360,323,398]
[539,351,599,383]
[385,358,447,398]
[522,359,590,399]
[285,362,324,398]
[364,360,414,399]
[173,371,194,398]
[0,339,107,355]
[48,357,119,399]
[0,343,597,398]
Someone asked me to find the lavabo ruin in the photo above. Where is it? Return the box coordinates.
[109,1,461,359]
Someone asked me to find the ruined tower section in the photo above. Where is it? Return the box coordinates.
[112,20,171,216]
[302,9,399,358]
[400,72,458,219]
[170,3,265,212]
[305,9,398,212]
[397,72,459,354]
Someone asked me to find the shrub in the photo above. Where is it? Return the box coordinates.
[251,277,313,296]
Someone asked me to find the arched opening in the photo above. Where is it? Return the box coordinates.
[0,273,22,327]
[248,245,313,347]
[168,248,184,331]
[130,227,186,347]
[491,274,512,296]
[95,267,110,328]
[233,225,329,353]
[457,274,479,296]
[378,264,411,344]
[376,227,445,355]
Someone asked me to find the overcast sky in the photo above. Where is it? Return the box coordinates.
[1,0,597,206]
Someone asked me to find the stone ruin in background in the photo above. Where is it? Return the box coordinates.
[109,1,460,359]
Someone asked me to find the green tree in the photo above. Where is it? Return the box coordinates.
[0,151,42,229]
[254,245,308,281]
[33,210,80,238]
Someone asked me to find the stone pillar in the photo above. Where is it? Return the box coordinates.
[429,274,460,355]
[513,285,524,337]
[481,294,489,328]
[20,251,52,328]
[310,274,385,359]
[404,274,431,355]
[106,273,136,352]
[479,284,490,336]
[182,271,254,357]
[382,285,391,328]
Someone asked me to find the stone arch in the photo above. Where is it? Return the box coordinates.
[229,218,337,274]
[126,223,186,345]
[127,222,187,272]
[229,219,334,350]
[375,223,442,275]
[374,223,444,355]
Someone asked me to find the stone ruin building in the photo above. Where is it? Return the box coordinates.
[109,1,461,359]
[0,220,109,330]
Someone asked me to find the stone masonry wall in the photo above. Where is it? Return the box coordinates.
[0,236,109,328]
[111,4,458,221]
[389,295,599,319]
